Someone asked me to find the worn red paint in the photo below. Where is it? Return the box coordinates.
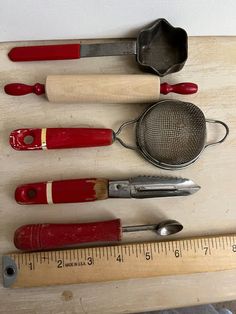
[10,129,42,150]
[14,219,122,251]
[10,128,114,150]
[15,182,47,204]
[15,179,107,204]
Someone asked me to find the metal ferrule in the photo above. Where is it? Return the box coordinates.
[108,176,200,198]
[109,180,131,198]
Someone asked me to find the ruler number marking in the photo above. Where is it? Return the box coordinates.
[203,246,209,255]
[87,256,93,265]
[145,251,151,260]
[174,241,182,258]
[174,249,180,258]
[232,244,236,253]
[57,259,64,268]
[116,254,123,263]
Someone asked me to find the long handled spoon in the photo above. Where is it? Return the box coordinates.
[8,19,187,76]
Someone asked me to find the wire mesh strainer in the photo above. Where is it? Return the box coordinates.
[115,100,229,170]
[10,100,229,170]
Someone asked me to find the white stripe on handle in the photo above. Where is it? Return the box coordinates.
[46,181,53,204]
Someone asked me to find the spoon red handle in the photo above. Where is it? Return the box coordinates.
[14,219,122,251]
[8,44,81,62]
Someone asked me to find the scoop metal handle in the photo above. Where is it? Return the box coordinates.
[205,119,229,148]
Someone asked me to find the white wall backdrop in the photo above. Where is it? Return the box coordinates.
[0,0,236,41]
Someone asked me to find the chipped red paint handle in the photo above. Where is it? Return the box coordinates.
[9,128,114,150]
[8,44,81,62]
[14,219,122,251]
[15,178,109,204]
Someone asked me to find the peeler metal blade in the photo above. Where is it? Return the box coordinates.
[109,176,200,198]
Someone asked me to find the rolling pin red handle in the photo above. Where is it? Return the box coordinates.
[9,128,114,150]
[4,82,198,96]
[8,44,81,62]
[160,82,198,95]
[4,83,45,96]
[14,219,122,251]
[15,178,109,205]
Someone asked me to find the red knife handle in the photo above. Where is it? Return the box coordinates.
[8,44,81,62]
[15,178,109,204]
[9,128,114,150]
[14,219,122,251]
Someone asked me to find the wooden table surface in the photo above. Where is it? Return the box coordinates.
[0,37,236,313]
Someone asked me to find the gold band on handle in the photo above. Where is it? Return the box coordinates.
[46,181,53,204]
[41,128,47,150]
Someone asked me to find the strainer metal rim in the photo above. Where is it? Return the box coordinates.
[135,100,207,170]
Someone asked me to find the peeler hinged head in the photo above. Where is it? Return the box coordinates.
[109,176,200,199]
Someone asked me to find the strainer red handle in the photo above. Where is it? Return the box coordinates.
[9,128,114,150]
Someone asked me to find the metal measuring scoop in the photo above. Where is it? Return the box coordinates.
[122,219,183,236]
[8,19,187,76]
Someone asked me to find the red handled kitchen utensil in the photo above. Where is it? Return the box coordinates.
[9,100,229,170]
[4,75,198,103]
[15,176,200,205]
[14,219,183,251]
[8,19,187,76]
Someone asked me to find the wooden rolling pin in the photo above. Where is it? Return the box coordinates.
[4,74,197,104]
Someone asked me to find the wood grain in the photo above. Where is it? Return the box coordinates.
[0,37,236,313]
[46,74,160,103]
[4,235,236,288]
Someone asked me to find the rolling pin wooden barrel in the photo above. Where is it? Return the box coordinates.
[4,74,198,103]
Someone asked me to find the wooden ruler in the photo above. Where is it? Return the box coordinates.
[3,234,236,288]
